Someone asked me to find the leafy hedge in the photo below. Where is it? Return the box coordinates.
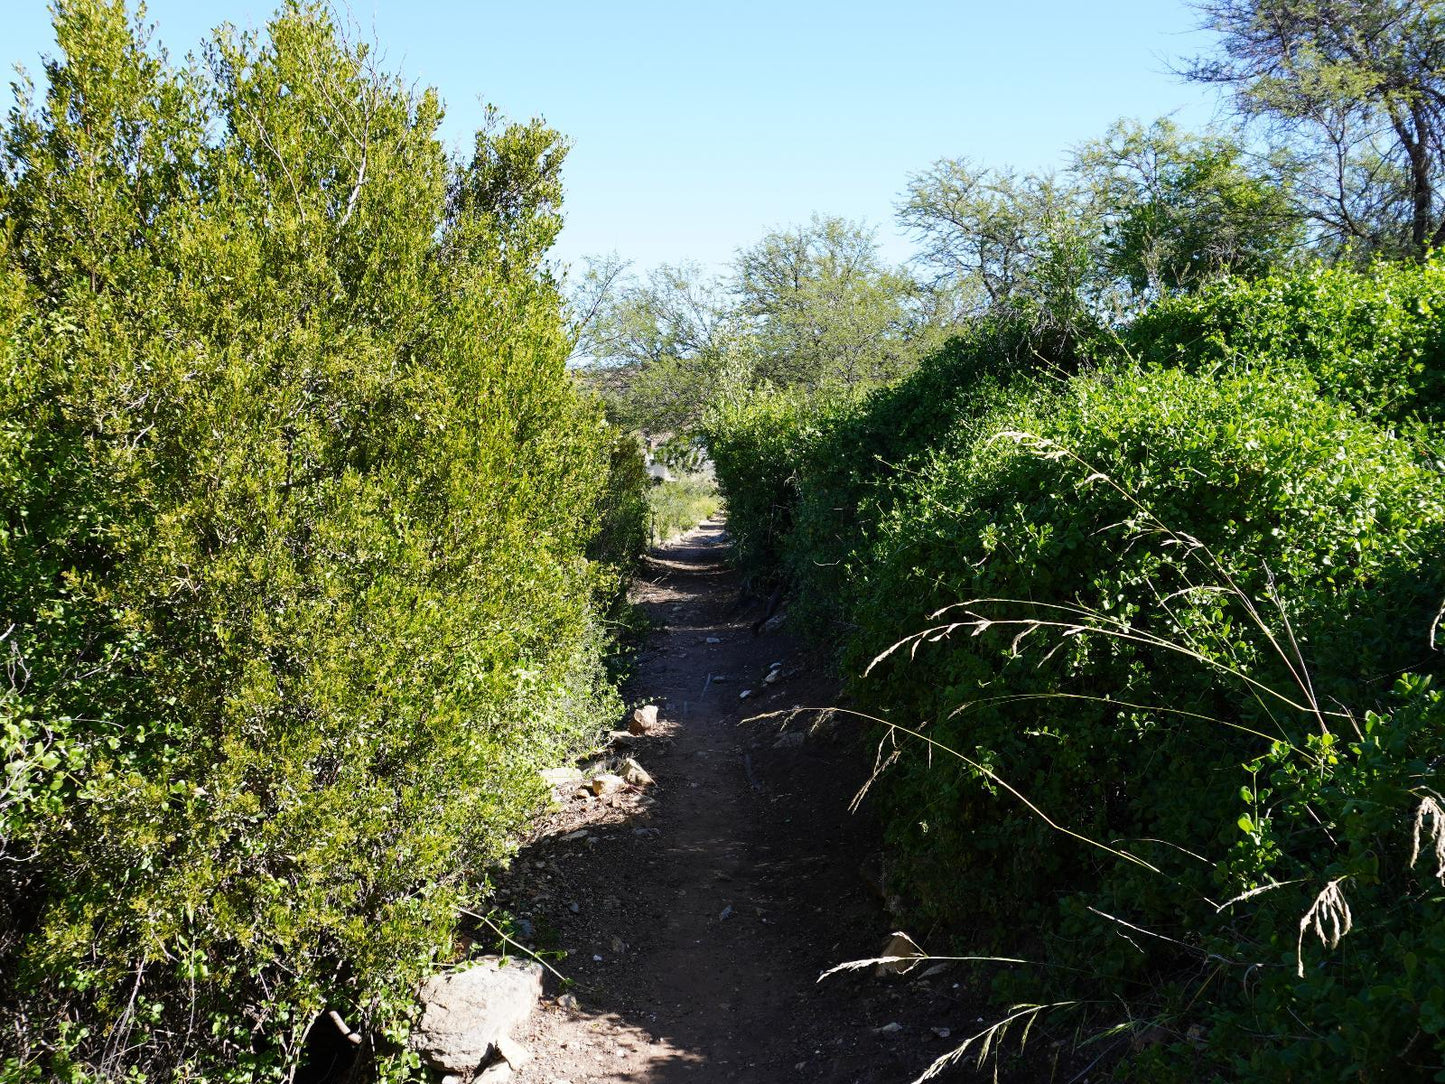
[0,4,641,1080]
[707,268,1445,1078]
[1129,257,1445,433]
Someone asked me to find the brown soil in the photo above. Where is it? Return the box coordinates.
[491,519,1008,1084]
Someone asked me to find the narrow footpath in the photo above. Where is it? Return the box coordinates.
[496,519,976,1083]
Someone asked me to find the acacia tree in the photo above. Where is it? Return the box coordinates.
[734,214,928,390]
[573,215,933,430]
[1076,118,1301,295]
[1188,0,1445,258]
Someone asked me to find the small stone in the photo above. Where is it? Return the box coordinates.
[592,954,603,962]
[561,830,588,841]
[632,827,661,839]
[761,611,786,634]
[557,994,579,1012]
[719,905,734,921]
[772,732,805,750]
[739,689,752,700]
[589,773,625,796]
[620,758,654,786]
[475,1060,512,1082]
[763,670,780,684]
[629,705,659,734]
[769,661,783,670]
[705,636,722,644]
[873,1022,903,1035]
[930,1027,952,1040]
[607,730,639,746]
[568,901,580,914]
[610,935,626,954]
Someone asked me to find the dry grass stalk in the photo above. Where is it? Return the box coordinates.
[1411,795,1445,885]
[1296,878,1353,978]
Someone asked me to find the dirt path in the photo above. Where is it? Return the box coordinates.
[495,519,976,1083]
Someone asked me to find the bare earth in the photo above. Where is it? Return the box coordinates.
[491,519,995,1084]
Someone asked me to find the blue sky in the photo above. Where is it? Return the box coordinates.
[4,1,1228,274]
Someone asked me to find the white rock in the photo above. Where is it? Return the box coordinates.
[495,1035,531,1069]
[411,958,543,1074]
[763,670,780,684]
[705,636,722,644]
[474,1062,512,1083]
[739,689,752,700]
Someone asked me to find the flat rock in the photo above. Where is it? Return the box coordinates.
[772,731,805,750]
[411,958,543,1074]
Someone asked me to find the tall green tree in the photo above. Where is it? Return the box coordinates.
[1188,0,1445,258]
[899,160,1101,342]
[734,214,928,390]
[1077,117,1302,294]
[573,215,933,430]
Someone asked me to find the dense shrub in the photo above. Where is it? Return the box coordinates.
[0,4,638,1080]
[1129,257,1445,432]
[702,386,818,580]
[708,275,1445,1076]
[647,473,720,543]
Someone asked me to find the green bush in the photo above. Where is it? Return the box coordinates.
[647,473,720,544]
[0,4,639,1080]
[1128,257,1445,433]
[709,294,1445,1075]
[702,386,819,580]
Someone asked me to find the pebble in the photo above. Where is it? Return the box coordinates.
[569,901,580,914]
[719,905,734,921]
[874,1022,903,1035]
[739,689,752,699]
[705,636,722,644]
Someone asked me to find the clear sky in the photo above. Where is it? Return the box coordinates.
[3,1,1228,274]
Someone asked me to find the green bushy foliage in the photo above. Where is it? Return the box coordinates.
[647,473,720,544]
[709,280,1445,1075]
[0,4,639,1080]
[846,361,1442,930]
[1128,257,1445,432]
[702,386,819,580]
